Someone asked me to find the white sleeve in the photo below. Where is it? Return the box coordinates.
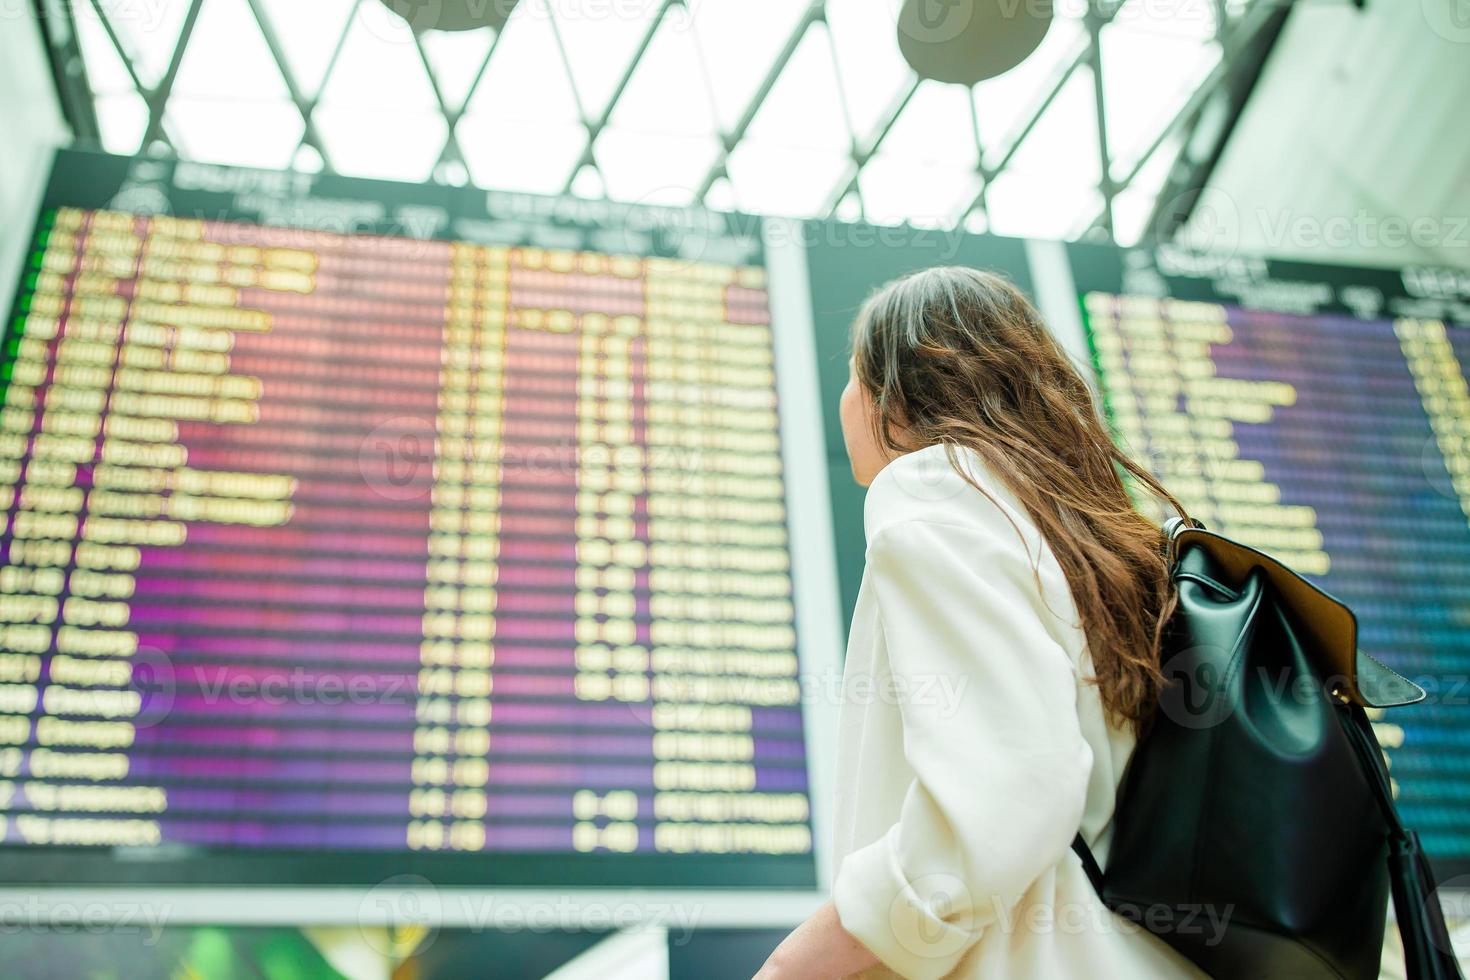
[832,515,1094,980]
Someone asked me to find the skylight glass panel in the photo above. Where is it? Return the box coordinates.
[72,3,150,153]
[595,130,721,205]
[316,5,442,113]
[825,1,914,139]
[688,0,815,133]
[973,18,1086,164]
[1112,130,1185,245]
[726,140,848,217]
[255,0,359,98]
[460,118,587,194]
[608,6,718,136]
[986,171,1103,240]
[859,155,980,227]
[1002,67,1101,186]
[419,27,498,113]
[744,27,850,152]
[101,0,193,89]
[880,80,979,169]
[1101,25,1220,173]
[546,0,665,122]
[165,0,302,169]
[461,4,583,126]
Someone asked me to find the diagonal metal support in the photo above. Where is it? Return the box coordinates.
[1085,2,1115,235]
[77,0,154,145]
[821,76,920,219]
[1081,0,1290,240]
[953,0,1134,234]
[558,0,680,196]
[139,0,204,150]
[33,0,100,145]
[953,34,1090,225]
[246,0,336,172]
[413,33,469,171]
[694,0,826,202]
[424,25,506,177]
[281,0,364,171]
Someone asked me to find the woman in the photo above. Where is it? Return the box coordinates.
[757,267,1208,979]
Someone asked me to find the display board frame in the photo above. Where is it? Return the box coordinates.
[0,150,845,909]
[1063,240,1470,881]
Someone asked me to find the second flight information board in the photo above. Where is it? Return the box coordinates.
[0,150,816,887]
[1073,243,1470,871]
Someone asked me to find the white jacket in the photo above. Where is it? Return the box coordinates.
[830,444,1210,979]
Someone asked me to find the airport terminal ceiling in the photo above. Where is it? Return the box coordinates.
[33,0,1283,247]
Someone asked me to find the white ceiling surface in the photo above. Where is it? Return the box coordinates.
[67,0,1230,244]
[1186,0,1470,269]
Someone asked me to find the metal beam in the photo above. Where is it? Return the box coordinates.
[246,0,335,171]
[33,0,101,145]
[821,77,920,219]
[1086,0,1291,241]
[413,33,468,170]
[555,0,681,195]
[694,0,826,201]
[1085,2,1115,236]
[287,0,365,172]
[139,0,204,150]
[953,35,1091,224]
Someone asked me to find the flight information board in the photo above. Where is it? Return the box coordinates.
[0,150,816,887]
[1072,243,1470,873]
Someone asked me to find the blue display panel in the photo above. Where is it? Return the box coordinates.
[1071,244,1470,873]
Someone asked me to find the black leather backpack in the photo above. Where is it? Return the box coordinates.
[1072,518,1464,979]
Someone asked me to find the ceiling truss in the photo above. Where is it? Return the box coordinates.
[30,0,1290,245]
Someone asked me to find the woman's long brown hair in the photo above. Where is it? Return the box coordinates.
[851,266,1187,733]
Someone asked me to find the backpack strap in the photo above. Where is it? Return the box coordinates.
[1338,703,1465,979]
[1070,834,1106,898]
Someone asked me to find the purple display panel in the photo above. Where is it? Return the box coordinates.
[0,206,813,865]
